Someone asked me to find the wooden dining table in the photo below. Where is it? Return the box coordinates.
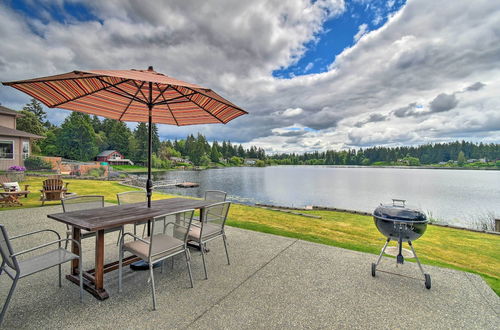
[47,198,214,300]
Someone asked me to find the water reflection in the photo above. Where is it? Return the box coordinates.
[141,166,500,228]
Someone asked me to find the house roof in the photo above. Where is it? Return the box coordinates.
[0,126,44,139]
[97,150,120,157]
[0,105,23,117]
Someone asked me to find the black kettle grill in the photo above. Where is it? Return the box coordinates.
[371,199,431,289]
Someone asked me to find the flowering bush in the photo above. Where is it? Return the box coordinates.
[8,166,26,171]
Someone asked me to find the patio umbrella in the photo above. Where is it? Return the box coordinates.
[2,66,248,207]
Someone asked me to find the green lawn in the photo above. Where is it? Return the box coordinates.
[4,176,499,295]
[110,165,166,172]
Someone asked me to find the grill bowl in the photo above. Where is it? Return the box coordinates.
[373,201,428,242]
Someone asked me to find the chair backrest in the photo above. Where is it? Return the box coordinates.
[150,209,195,257]
[117,191,147,205]
[43,179,64,191]
[62,195,104,213]
[204,190,227,202]
[201,201,231,237]
[0,225,19,272]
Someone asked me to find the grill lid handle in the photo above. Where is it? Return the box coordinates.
[392,199,406,207]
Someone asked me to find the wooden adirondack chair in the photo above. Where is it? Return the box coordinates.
[40,178,69,205]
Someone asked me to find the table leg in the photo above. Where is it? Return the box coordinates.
[95,230,105,291]
[71,227,81,275]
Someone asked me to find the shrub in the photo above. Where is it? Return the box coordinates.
[255,160,266,167]
[24,156,53,170]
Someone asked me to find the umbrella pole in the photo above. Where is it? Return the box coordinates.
[147,104,153,209]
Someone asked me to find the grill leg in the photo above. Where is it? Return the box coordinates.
[408,241,425,276]
[375,238,391,267]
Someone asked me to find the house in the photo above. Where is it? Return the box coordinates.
[169,157,192,164]
[0,106,44,171]
[96,150,134,165]
[244,158,258,165]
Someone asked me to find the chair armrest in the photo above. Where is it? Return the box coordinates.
[121,232,150,245]
[11,238,81,257]
[10,228,61,241]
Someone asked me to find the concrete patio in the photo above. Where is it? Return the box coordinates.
[0,205,498,329]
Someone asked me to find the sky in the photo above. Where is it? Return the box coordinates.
[0,0,499,153]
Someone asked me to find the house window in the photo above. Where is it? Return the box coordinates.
[22,141,30,159]
[0,140,14,159]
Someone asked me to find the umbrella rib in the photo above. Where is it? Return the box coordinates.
[48,78,131,108]
[132,80,149,104]
[184,86,249,114]
[152,84,171,104]
[95,77,147,104]
[155,82,179,126]
[119,81,145,121]
[154,92,196,106]
[170,85,224,124]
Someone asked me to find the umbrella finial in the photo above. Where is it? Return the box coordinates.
[148,66,154,71]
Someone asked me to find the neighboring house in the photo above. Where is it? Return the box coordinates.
[169,157,192,164]
[96,150,134,165]
[244,158,257,165]
[0,106,44,171]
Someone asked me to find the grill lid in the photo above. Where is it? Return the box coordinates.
[373,199,427,222]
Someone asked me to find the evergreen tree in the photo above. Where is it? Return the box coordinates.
[23,99,46,123]
[58,112,98,161]
[16,110,46,136]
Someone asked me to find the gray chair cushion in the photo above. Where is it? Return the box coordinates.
[123,235,184,260]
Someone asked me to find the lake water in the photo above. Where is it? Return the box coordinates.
[147,166,500,229]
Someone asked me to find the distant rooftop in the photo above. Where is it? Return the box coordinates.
[97,150,120,157]
[0,125,44,139]
[0,105,23,117]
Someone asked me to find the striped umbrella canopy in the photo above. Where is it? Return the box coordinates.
[2,66,247,125]
[2,66,248,207]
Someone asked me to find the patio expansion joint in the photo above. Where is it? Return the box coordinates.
[463,272,500,316]
[184,238,298,329]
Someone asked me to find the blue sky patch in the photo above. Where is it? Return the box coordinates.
[273,0,406,79]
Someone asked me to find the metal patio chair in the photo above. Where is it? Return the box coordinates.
[118,209,195,311]
[0,224,83,326]
[62,195,123,247]
[188,201,231,279]
[204,190,227,202]
[117,191,148,238]
[193,190,227,221]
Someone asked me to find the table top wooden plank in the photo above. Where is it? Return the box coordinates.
[47,198,213,231]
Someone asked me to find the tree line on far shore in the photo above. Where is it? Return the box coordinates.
[16,99,500,168]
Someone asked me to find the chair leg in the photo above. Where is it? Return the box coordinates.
[118,243,123,293]
[200,241,208,280]
[0,277,19,326]
[222,234,230,265]
[79,258,84,302]
[58,264,62,287]
[149,264,157,311]
[185,250,194,288]
[116,227,123,246]
[64,232,69,250]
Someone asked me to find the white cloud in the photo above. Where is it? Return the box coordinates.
[282,108,304,117]
[0,0,499,153]
[354,23,368,42]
